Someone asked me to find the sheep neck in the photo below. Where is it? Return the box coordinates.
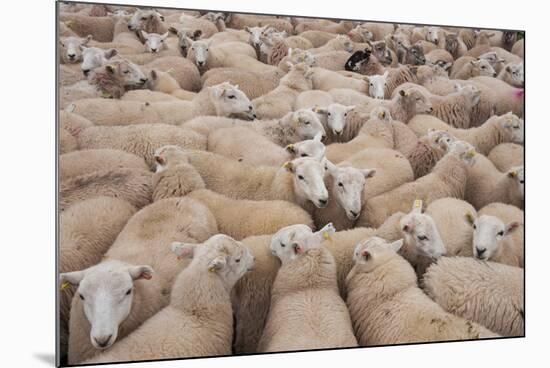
[262,120,298,146]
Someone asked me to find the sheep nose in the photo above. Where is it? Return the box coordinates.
[476,247,487,257]
[140,78,148,83]
[248,105,253,111]
[82,69,90,76]
[493,72,497,77]
[318,198,328,207]
[94,334,113,348]
[68,54,75,59]
[350,210,359,219]
[335,130,343,135]
[197,61,204,66]
[127,25,132,30]
[429,107,434,112]
[151,48,157,52]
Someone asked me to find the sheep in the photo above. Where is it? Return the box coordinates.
[277,48,317,72]
[66,82,255,126]
[465,202,524,267]
[186,38,257,72]
[59,14,115,42]
[226,14,294,34]
[59,168,153,211]
[82,235,254,364]
[366,71,388,99]
[60,110,94,138]
[471,76,524,117]
[295,90,334,110]
[127,8,168,35]
[60,64,86,86]
[423,257,524,337]
[258,224,358,352]
[511,38,524,59]
[393,83,481,129]
[299,30,338,48]
[497,62,524,88]
[80,47,118,76]
[360,87,433,124]
[167,27,204,57]
[295,19,354,34]
[60,21,79,37]
[61,197,218,363]
[406,130,454,178]
[310,67,369,92]
[77,124,206,167]
[445,33,468,58]
[139,56,201,91]
[407,112,524,155]
[359,22,395,41]
[319,147,413,231]
[313,103,356,143]
[60,128,78,154]
[60,149,149,180]
[361,140,476,227]
[176,13,219,38]
[267,38,314,66]
[477,51,508,73]
[256,29,289,63]
[488,143,524,172]
[201,67,283,100]
[345,236,499,345]
[59,35,92,63]
[252,63,314,119]
[59,196,137,359]
[144,69,197,100]
[465,154,524,209]
[139,30,170,53]
[451,57,497,80]
[424,197,476,257]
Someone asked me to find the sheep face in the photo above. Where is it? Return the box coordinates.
[478,52,505,69]
[81,47,118,76]
[208,83,255,118]
[105,60,148,88]
[333,35,354,53]
[142,31,168,53]
[245,25,270,48]
[448,140,477,166]
[469,215,521,261]
[507,166,524,197]
[348,25,373,42]
[426,130,455,152]
[153,145,188,172]
[270,223,335,264]
[504,63,524,87]
[326,161,376,220]
[286,49,316,67]
[454,84,481,107]
[470,59,497,77]
[366,72,388,100]
[172,234,255,287]
[283,157,329,208]
[426,27,443,45]
[60,36,91,63]
[352,236,404,273]
[400,203,446,259]
[128,9,164,32]
[500,113,524,144]
[289,109,327,140]
[400,89,432,114]
[445,33,460,55]
[286,133,326,160]
[189,39,213,68]
[406,44,426,65]
[60,261,154,350]
[371,41,393,65]
[314,104,355,136]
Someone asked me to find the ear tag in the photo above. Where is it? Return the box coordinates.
[208,266,217,273]
[323,232,332,241]
[413,199,423,210]
[61,282,71,291]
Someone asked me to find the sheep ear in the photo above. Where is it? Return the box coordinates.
[105,48,118,59]
[150,70,158,80]
[285,144,296,154]
[162,32,169,39]
[362,168,376,179]
[312,106,327,115]
[171,242,196,259]
[292,242,304,254]
[60,270,86,287]
[192,29,202,40]
[245,26,251,33]
[128,265,154,280]
[389,239,404,252]
[141,30,149,38]
[505,221,521,235]
[208,256,227,272]
[283,161,295,173]
[401,219,413,233]
[83,34,92,45]
[324,159,338,174]
[464,211,476,226]
[399,89,408,97]
[168,26,178,35]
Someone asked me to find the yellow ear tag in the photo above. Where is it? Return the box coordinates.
[61,282,71,291]
[323,232,332,241]
[208,266,217,273]
[467,150,476,158]
[413,199,423,210]
[282,162,291,169]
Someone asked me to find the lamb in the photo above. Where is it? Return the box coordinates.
[81,235,254,364]
[258,224,358,352]
[466,202,524,267]
[299,30,338,48]
[61,197,218,363]
[76,124,206,167]
[345,236,498,346]
[451,57,497,79]
[226,14,294,34]
[59,14,115,42]
[423,257,524,337]
[406,130,454,178]
[465,154,524,209]
[59,35,92,63]
[201,67,283,100]
[313,103,356,143]
[59,149,149,180]
[471,76,524,117]
[80,47,118,76]
[424,197,476,257]
[66,82,255,126]
[497,62,524,88]
[252,63,314,119]
[361,140,476,227]
[139,56,201,91]
[488,143,524,172]
[186,38,257,72]
[171,149,330,212]
[407,112,524,155]
[59,197,137,359]
[267,38,314,66]
[176,13,219,38]
[151,146,314,239]
[144,69,197,100]
[59,168,153,211]
[393,83,481,129]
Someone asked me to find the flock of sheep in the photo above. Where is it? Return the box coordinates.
[58,2,525,366]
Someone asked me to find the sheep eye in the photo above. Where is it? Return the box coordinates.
[481,66,486,69]
[473,224,477,230]
[141,17,147,20]
[280,242,286,248]
[327,112,331,116]
[304,121,310,125]
[338,182,344,187]
[123,70,130,74]
[519,180,524,184]
[344,112,348,117]
[161,39,164,43]
[298,175,305,180]
[79,294,85,300]
[417,235,428,241]
[235,259,240,263]
[206,48,209,51]
[497,231,504,236]
[301,153,308,157]
[227,95,236,99]
[125,288,132,295]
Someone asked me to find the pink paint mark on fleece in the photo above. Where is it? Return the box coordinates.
[514,89,525,99]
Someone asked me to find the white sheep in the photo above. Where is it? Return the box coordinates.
[423,257,524,337]
[488,143,524,172]
[258,224,358,352]
[82,234,254,363]
[345,236,499,345]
